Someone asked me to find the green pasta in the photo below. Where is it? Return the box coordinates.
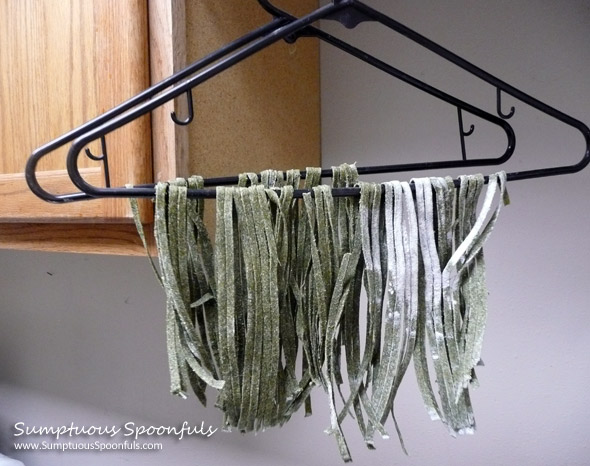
[130,167,509,462]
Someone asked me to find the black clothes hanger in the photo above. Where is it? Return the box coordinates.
[25,0,590,202]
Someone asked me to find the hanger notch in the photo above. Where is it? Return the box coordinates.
[83,135,111,187]
[496,88,515,119]
[170,89,195,126]
[457,108,475,161]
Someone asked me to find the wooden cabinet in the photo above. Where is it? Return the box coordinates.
[0,0,320,255]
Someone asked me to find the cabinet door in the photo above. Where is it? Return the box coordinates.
[0,0,320,255]
[0,0,152,223]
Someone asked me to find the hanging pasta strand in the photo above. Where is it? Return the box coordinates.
[293,167,324,414]
[150,181,225,406]
[413,177,444,423]
[444,172,509,401]
[265,170,301,424]
[215,186,242,428]
[217,172,307,432]
[186,176,220,400]
[314,165,368,462]
[337,174,385,449]
[411,173,509,436]
[385,181,420,452]
[353,181,386,448]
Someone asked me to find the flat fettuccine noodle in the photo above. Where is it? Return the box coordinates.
[130,168,509,462]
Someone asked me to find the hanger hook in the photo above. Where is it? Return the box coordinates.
[170,89,194,126]
[496,88,515,119]
[84,135,111,187]
[457,108,475,161]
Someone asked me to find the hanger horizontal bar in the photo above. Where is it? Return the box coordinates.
[100,173,488,199]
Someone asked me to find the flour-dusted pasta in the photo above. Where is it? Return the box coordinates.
[130,166,509,462]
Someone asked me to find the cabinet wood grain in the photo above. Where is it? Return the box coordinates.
[0,0,152,222]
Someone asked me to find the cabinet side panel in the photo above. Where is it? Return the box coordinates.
[149,0,189,182]
[185,1,321,178]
